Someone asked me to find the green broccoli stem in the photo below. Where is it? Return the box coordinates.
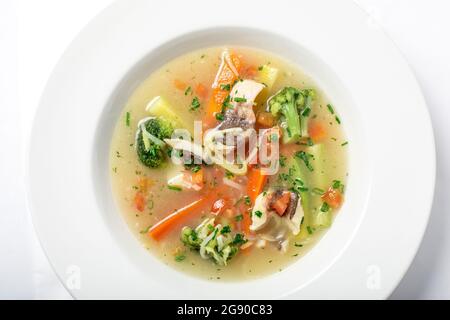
[282,100,301,144]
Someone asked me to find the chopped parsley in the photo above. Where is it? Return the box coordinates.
[235,214,243,222]
[220,225,231,234]
[167,185,182,191]
[233,97,247,103]
[139,225,152,234]
[295,151,314,172]
[221,95,231,112]
[190,96,201,111]
[307,226,314,235]
[335,116,341,124]
[125,112,131,127]
[225,170,234,179]
[244,196,251,206]
[327,104,335,114]
[301,107,311,117]
[215,112,224,121]
[320,202,330,212]
[233,233,247,245]
[312,187,325,195]
[175,254,186,262]
[294,243,303,247]
[220,84,231,91]
[184,86,192,95]
[341,141,348,146]
[332,180,342,189]
[254,210,263,218]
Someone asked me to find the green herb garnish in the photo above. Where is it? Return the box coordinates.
[184,86,192,96]
[327,104,335,114]
[190,96,201,111]
[225,170,234,179]
[233,233,247,245]
[221,225,231,234]
[295,151,314,172]
[254,210,263,218]
[175,254,186,262]
[125,112,131,127]
[233,97,247,103]
[335,116,341,124]
[320,202,330,212]
[167,185,182,191]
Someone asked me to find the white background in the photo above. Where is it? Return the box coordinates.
[1,0,449,299]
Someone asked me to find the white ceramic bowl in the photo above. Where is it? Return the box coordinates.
[27,0,435,299]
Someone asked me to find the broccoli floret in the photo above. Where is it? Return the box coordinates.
[136,117,174,168]
[268,87,315,143]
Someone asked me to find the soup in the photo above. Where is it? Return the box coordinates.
[110,46,348,281]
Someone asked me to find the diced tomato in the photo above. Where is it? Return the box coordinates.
[270,191,291,216]
[211,199,225,215]
[321,187,343,209]
[134,192,146,212]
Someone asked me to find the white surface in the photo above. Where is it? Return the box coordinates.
[30,0,425,298]
[0,0,448,299]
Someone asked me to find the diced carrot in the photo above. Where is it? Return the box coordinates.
[204,51,242,128]
[257,112,275,127]
[195,83,208,100]
[321,187,343,209]
[173,79,187,91]
[309,121,327,142]
[134,192,146,212]
[191,169,203,185]
[269,192,291,216]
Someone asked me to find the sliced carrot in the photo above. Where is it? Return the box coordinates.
[134,192,146,212]
[243,167,268,236]
[321,187,343,209]
[195,83,208,100]
[173,79,187,91]
[148,186,225,240]
[309,121,327,142]
[204,51,242,128]
[256,112,275,127]
[247,167,267,204]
